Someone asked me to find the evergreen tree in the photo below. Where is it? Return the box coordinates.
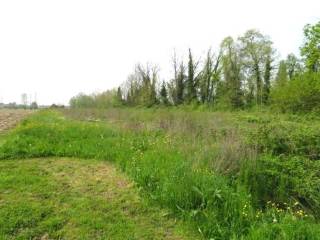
[117,87,123,103]
[275,60,288,87]
[176,62,186,105]
[187,49,197,102]
[160,81,169,105]
[263,55,272,104]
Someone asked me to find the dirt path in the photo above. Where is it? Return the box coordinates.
[0,158,198,240]
[0,109,33,133]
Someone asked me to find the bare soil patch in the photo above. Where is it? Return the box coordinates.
[0,109,33,132]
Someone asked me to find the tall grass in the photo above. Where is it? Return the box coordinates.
[1,109,320,239]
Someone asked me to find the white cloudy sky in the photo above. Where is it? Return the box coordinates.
[0,0,319,105]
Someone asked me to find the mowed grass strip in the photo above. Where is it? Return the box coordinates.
[0,158,197,240]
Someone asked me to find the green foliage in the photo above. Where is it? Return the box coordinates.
[159,81,169,105]
[275,60,288,87]
[122,64,158,107]
[238,29,274,106]
[69,90,121,108]
[271,72,320,113]
[198,49,220,104]
[241,155,320,217]
[301,21,320,72]
[241,118,320,219]
[68,22,320,114]
[221,36,244,108]
[252,120,320,158]
[246,214,320,240]
[263,55,272,104]
[286,53,302,80]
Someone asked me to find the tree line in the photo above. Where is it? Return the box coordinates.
[70,21,320,112]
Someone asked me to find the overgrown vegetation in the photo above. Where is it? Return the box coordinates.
[1,109,320,239]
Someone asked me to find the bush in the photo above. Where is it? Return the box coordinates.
[240,154,320,218]
[271,72,320,113]
[249,120,320,159]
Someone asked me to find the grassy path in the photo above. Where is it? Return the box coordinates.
[0,158,197,240]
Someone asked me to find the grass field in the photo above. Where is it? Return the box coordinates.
[0,158,195,240]
[1,108,320,239]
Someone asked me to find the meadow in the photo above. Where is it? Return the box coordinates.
[1,108,320,239]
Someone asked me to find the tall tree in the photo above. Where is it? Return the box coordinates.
[186,49,197,102]
[122,64,159,106]
[116,87,123,103]
[167,51,185,105]
[199,50,221,104]
[301,21,320,72]
[220,37,243,108]
[239,29,274,105]
[286,53,301,80]
[263,54,272,104]
[160,81,169,105]
[176,62,186,105]
[275,60,288,87]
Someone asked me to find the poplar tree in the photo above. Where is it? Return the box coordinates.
[263,55,272,104]
[275,60,288,87]
[221,37,243,108]
[187,49,197,102]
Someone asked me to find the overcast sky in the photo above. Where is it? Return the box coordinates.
[0,0,319,105]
